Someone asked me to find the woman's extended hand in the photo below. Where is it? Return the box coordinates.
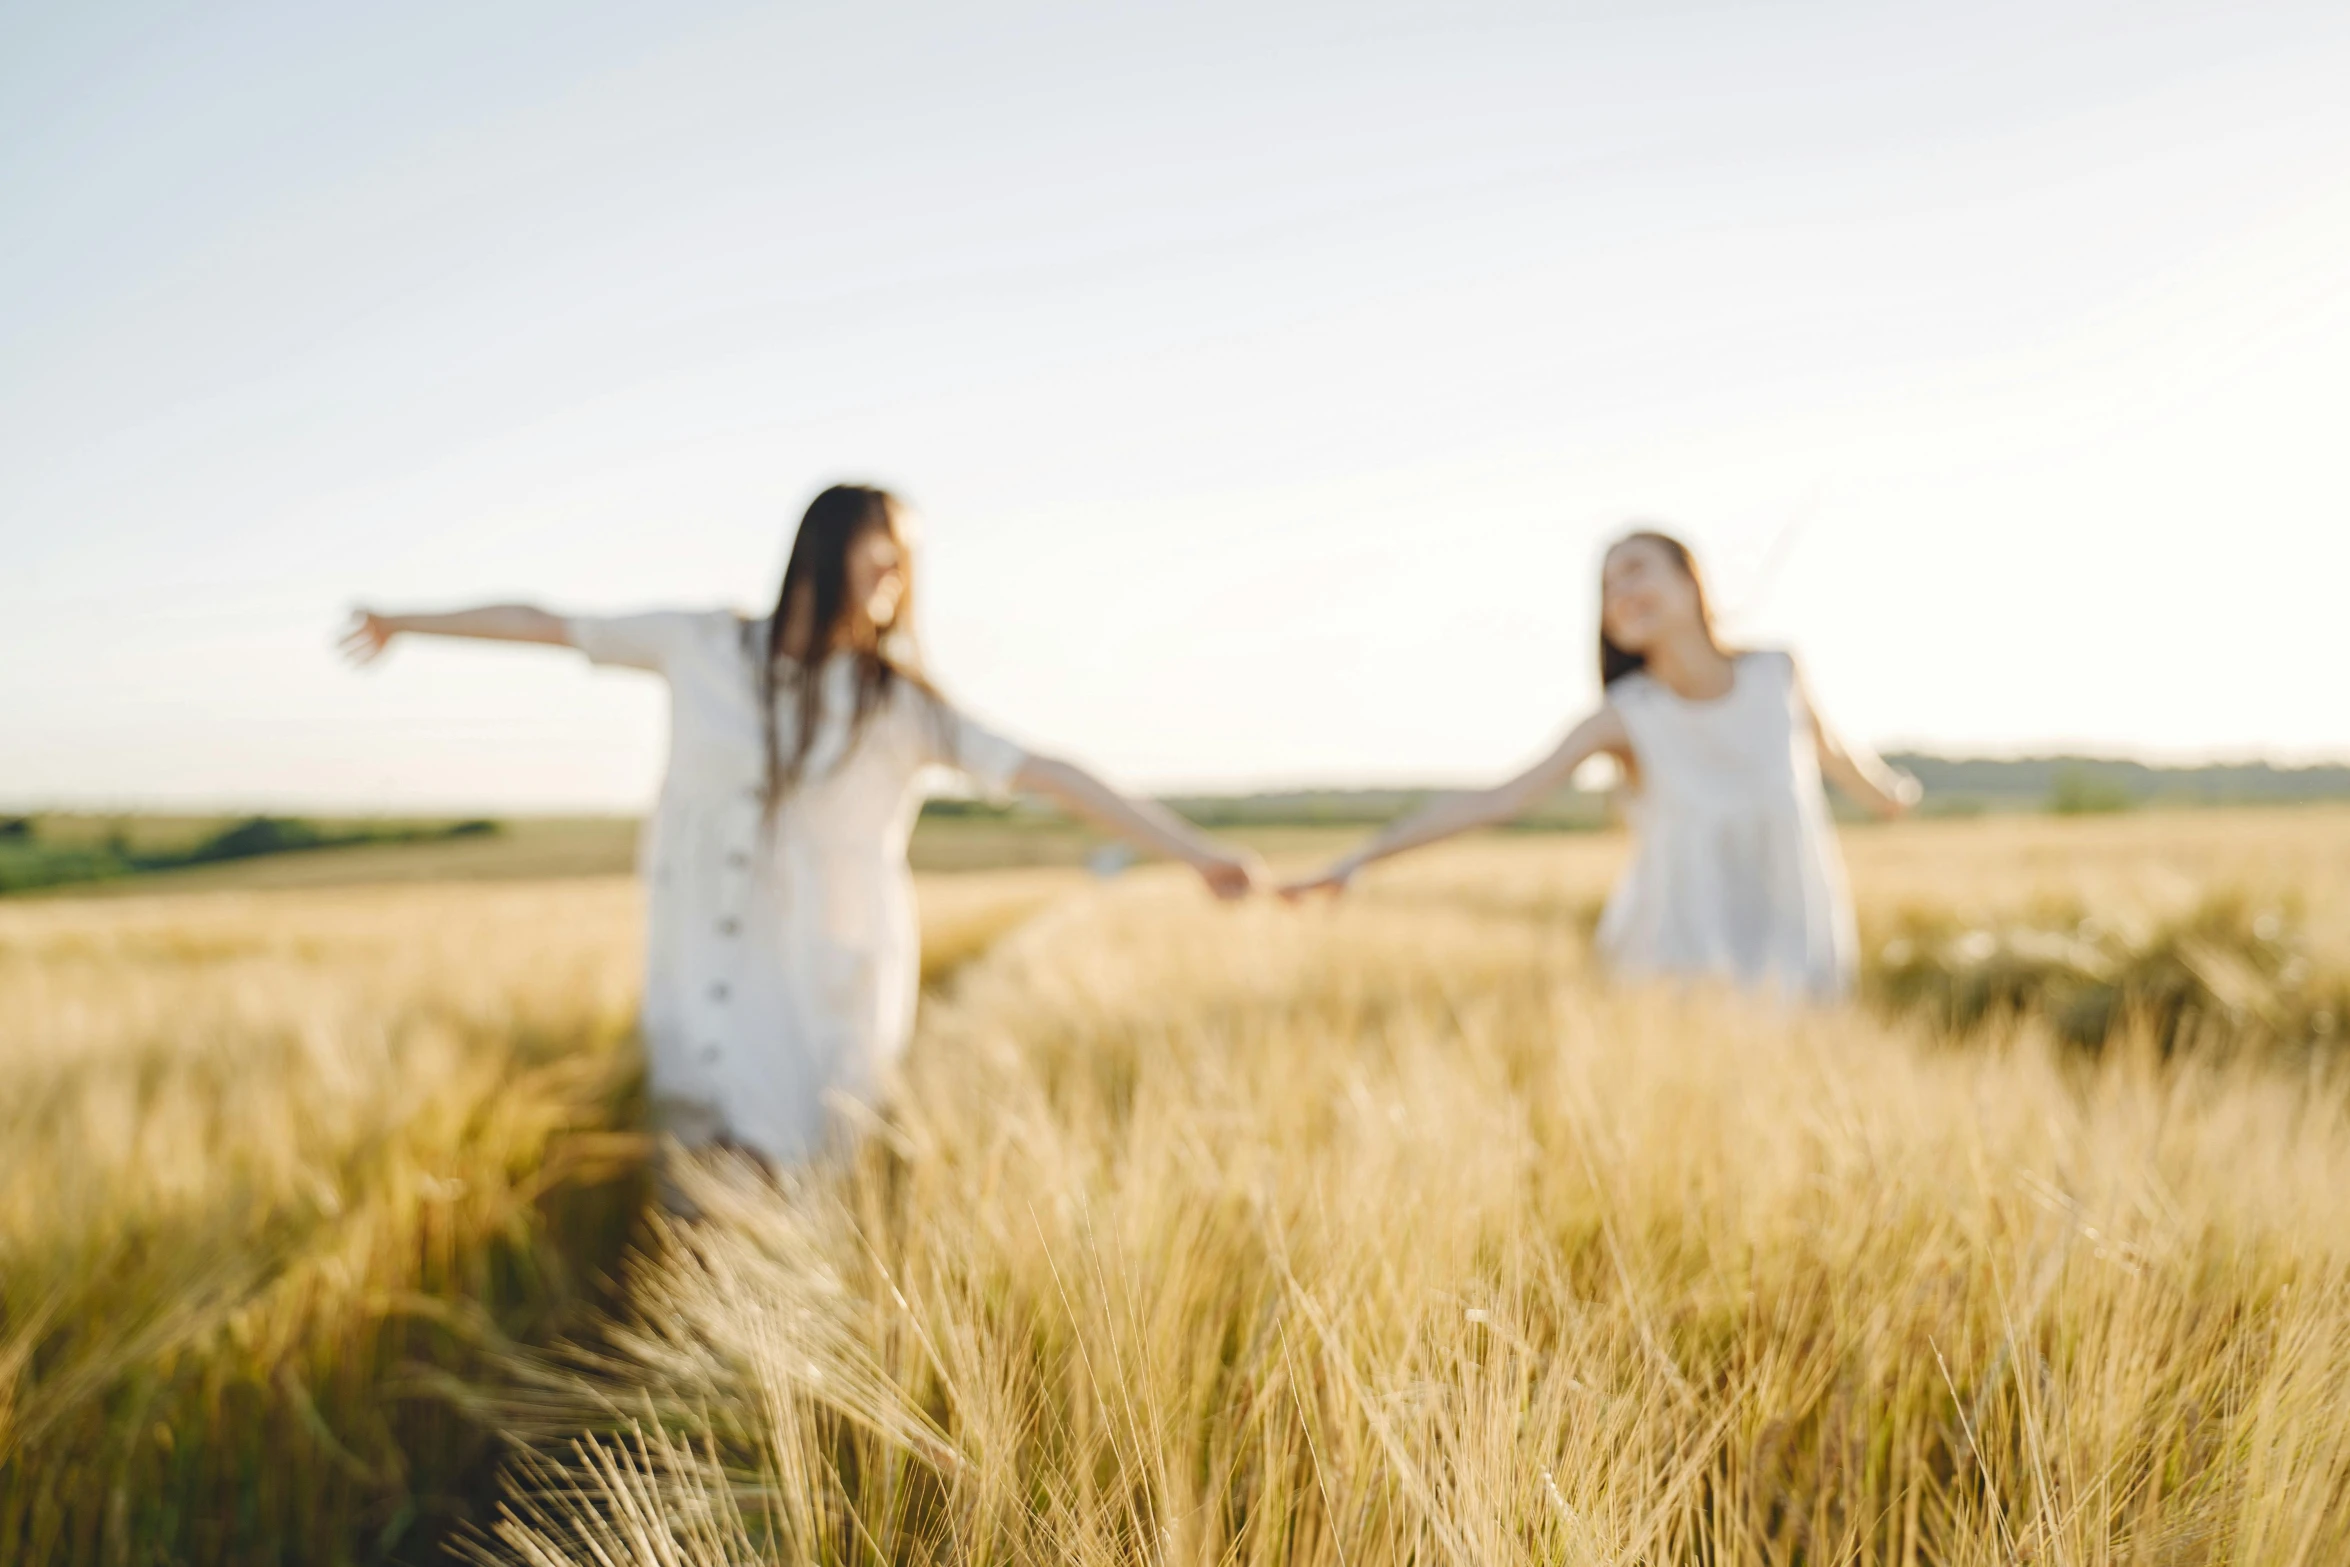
[1190,845,1267,901]
[338,609,400,666]
[1278,860,1358,902]
[1877,772,1924,820]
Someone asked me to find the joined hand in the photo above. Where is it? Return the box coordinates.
[1193,848,1266,901]
[1278,862,1356,902]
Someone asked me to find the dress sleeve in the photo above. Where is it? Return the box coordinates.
[913,686,1029,796]
[564,610,721,674]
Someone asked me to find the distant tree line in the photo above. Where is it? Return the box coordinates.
[1882,755,2350,815]
[1154,758,2350,827]
[0,816,499,894]
[1105,757,2350,827]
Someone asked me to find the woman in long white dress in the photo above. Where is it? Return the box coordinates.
[343,484,1261,1163]
[1283,530,1917,1000]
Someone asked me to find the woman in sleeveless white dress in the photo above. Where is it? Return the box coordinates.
[1286,530,1917,1001]
[344,485,1262,1163]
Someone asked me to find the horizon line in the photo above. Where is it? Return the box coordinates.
[9,749,2350,820]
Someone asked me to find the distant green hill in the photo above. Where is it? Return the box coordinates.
[0,814,502,894]
[1165,756,2350,825]
[1882,755,2350,814]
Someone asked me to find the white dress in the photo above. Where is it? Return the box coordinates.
[568,610,1027,1162]
[1594,649,1856,1000]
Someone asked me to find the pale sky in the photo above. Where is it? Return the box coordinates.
[5,1,2347,811]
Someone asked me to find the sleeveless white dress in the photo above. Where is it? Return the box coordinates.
[1594,650,1856,1000]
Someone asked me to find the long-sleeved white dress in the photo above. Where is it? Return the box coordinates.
[568,610,1027,1162]
[1593,649,1856,1000]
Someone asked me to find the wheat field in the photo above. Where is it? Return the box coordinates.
[7,810,2350,1564]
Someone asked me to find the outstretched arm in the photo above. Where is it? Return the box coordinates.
[1794,662,1919,820]
[339,604,572,665]
[1011,754,1262,900]
[1282,707,1627,897]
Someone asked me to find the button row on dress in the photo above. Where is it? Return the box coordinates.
[706,809,753,1070]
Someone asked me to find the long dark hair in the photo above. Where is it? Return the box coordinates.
[755,484,927,812]
[1599,528,1720,688]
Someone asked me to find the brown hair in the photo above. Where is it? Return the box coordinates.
[1599,528,1721,688]
[754,484,932,813]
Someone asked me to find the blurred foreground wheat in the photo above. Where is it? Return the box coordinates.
[482,812,2350,1566]
[0,869,1074,1564]
[9,811,2350,1564]
[0,881,650,1563]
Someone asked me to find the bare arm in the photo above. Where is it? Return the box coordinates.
[1283,706,1628,896]
[339,604,572,665]
[1011,754,1262,900]
[1794,661,1919,820]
